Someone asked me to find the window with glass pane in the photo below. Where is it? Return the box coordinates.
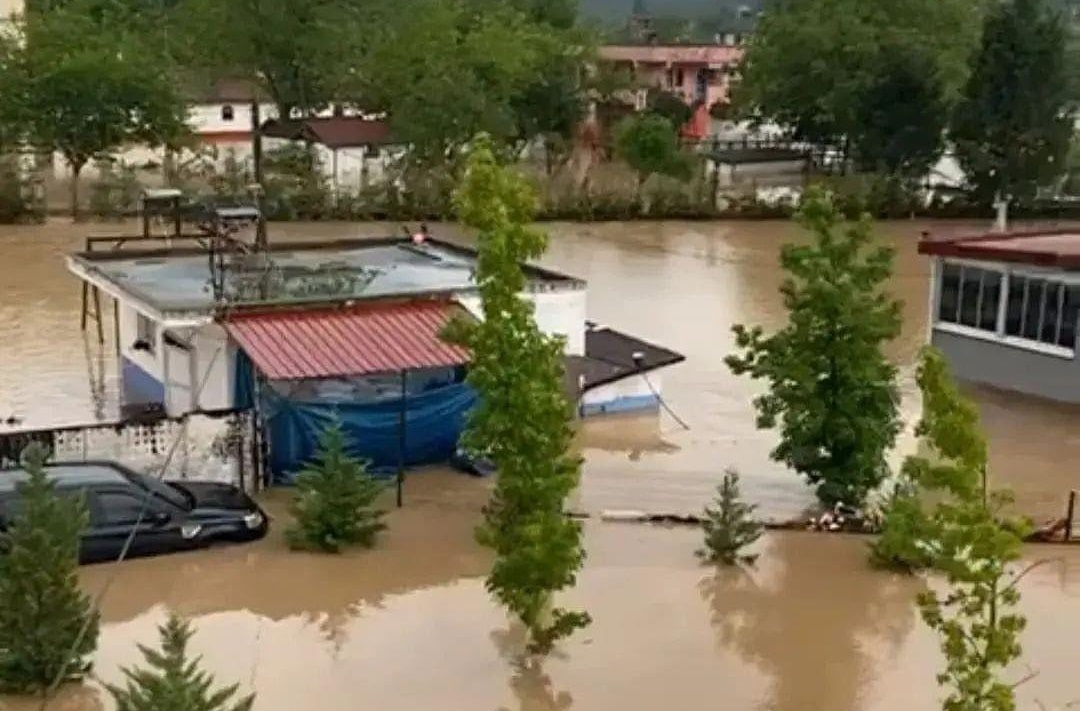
[1040,282,1063,344]
[1005,275,1025,336]
[1060,286,1080,349]
[979,270,1002,330]
[958,267,982,327]
[938,263,961,323]
[1022,278,1046,340]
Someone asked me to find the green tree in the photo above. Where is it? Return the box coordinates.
[19,6,189,218]
[647,90,693,128]
[613,114,692,195]
[697,469,764,566]
[726,188,902,509]
[285,422,387,554]
[176,0,369,118]
[851,49,950,180]
[952,0,1075,206]
[365,0,550,167]
[900,348,1031,711]
[445,137,589,655]
[107,614,254,711]
[736,0,981,168]
[0,443,99,693]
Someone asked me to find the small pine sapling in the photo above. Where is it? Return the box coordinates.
[285,421,386,553]
[107,613,254,711]
[0,442,99,693]
[697,469,764,566]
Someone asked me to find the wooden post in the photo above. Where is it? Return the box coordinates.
[112,298,120,355]
[92,287,104,344]
[1066,490,1076,542]
[396,370,407,508]
[80,281,89,331]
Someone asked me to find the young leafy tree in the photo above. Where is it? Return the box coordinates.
[900,347,1031,711]
[285,422,386,554]
[726,187,902,509]
[612,114,692,195]
[0,443,99,693]
[444,135,589,655]
[952,0,1074,206]
[107,613,254,711]
[697,469,764,566]
[19,6,189,218]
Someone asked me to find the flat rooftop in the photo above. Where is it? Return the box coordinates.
[68,237,582,316]
[918,229,1080,268]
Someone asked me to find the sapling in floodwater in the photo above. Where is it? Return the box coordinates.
[0,443,99,693]
[107,613,254,711]
[444,136,589,655]
[900,347,1032,711]
[698,469,763,566]
[286,422,386,553]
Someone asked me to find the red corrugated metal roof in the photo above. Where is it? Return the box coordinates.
[224,301,471,380]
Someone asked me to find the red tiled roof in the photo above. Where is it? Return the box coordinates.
[261,117,396,149]
[224,301,471,380]
[918,228,1080,268]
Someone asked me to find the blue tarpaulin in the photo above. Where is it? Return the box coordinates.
[261,382,477,484]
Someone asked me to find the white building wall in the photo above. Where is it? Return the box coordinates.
[191,324,234,411]
[581,372,661,417]
[116,302,234,414]
[457,287,587,356]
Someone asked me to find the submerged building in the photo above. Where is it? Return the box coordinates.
[919,229,1080,402]
[66,202,684,481]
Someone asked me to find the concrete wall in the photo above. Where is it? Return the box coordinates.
[457,287,587,356]
[580,372,661,417]
[931,328,1080,403]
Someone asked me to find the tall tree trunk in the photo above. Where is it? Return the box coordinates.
[69,160,84,222]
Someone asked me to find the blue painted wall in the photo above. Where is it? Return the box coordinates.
[121,356,165,406]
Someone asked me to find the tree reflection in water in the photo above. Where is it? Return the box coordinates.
[699,533,922,711]
[492,626,573,711]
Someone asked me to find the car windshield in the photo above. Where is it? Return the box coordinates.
[125,471,192,510]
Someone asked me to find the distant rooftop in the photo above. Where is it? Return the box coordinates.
[918,229,1080,269]
[68,237,582,318]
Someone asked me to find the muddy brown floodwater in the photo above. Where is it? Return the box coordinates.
[3,219,1080,711]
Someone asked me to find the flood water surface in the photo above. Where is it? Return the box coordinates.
[3,219,1080,710]
[6,472,1080,711]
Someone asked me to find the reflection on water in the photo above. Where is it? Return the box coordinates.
[700,534,920,711]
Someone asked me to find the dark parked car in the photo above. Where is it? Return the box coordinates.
[0,461,269,564]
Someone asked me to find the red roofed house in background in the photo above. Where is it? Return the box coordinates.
[919,229,1080,402]
[262,116,407,191]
